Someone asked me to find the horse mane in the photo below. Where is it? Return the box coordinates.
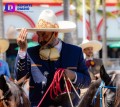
[7,81,30,107]
[78,79,101,107]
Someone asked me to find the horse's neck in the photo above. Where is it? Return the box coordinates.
[78,79,101,107]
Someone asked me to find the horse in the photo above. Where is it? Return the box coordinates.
[15,72,30,97]
[0,75,30,107]
[78,65,120,107]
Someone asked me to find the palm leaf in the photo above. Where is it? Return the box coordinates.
[97,10,117,18]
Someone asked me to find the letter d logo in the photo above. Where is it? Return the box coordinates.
[4,3,15,12]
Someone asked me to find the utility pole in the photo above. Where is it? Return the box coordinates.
[82,0,86,40]
[102,0,107,68]
[63,0,73,44]
[90,0,97,40]
[0,1,5,60]
[0,0,4,38]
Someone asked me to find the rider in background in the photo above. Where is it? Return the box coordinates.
[79,39,103,81]
[0,38,11,80]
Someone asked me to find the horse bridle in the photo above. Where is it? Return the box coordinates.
[93,73,116,107]
[100,73,116,107]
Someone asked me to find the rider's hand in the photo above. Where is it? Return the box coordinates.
[17,28,28,51]
[64,69,76,81]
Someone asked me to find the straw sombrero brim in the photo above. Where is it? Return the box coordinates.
[79,40,102,52]
[0,39,9,53]
[16,21,76,33]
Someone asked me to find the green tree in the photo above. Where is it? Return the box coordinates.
[70,0,101,40]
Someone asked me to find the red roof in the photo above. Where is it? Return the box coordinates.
[3,0,63,6]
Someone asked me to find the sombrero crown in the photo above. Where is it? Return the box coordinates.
[17,9,76,33]
[36,9,58,29]
[79,39,102,52]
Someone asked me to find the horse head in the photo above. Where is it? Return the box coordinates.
[0,75,30,107]
[78,65,120,107]
[99,65,120,107]
[0,75,12,107]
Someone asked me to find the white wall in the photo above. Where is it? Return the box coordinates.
[3,3,120,40]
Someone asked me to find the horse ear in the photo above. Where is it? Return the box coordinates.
[0,75,7,90]
[100,65,111,85]
[0,75,6,82]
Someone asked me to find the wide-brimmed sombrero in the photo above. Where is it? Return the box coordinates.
[16,9,76,33]
[79,39,102,52]
[0,38,9,53]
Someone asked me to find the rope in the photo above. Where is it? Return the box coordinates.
[64,76,74,107]
[37,68,71,107]
[67,78,81,99]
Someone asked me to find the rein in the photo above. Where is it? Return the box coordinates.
[37,68,72,107]
[15,72,30,86]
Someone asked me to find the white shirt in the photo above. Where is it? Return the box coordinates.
[86,57,93,61]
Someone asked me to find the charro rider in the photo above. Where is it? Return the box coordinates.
[0,38,11,80]
[79,39,103,80]
[14,9,91,107]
